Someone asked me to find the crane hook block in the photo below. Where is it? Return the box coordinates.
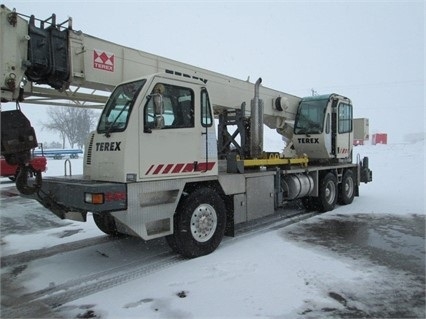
[1,109,42,195]
[15,165,42,195]
[1,109,38,164]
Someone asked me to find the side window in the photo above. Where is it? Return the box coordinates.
[144,83,194,129]
[325,113,331,134]
[201,88,213,127]
[338,103,352,134]
[144,97,155,128]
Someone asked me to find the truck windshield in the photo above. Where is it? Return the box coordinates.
[98,79,146,134]
[294,98,328,135]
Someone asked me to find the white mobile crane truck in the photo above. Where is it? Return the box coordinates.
[1,6,372,257]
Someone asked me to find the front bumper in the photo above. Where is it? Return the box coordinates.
[33,175,127,220]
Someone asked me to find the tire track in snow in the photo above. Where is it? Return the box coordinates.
[1,235,120,267]
[1,209,316,318]
[235,209,317,238]
[1,252,184,318]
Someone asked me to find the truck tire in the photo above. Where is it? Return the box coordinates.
[166,187,226,258]
[338,170,355,205]
[93,213,123,237]
[318,173,337,212]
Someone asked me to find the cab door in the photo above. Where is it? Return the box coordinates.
[139,79,202,180]
[333,101,353,160]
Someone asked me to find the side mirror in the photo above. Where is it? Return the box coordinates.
[152,93,164,129]
[153,94,163,115]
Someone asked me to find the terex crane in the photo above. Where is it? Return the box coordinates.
[1,6,372,257]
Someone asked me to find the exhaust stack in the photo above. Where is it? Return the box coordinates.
[250,78,264,159]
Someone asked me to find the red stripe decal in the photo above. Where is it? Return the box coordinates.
[146,162,216,175]
[196,162,216,171]
[162,164,174,174]
[145,164,154,175]
[153,164,164,175]
[182,163,194,172]
[172,163,185,173]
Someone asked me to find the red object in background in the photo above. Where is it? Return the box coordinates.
[372,133,388,145]
[0,156,47,179]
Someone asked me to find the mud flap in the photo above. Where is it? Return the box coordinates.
[37,192,67,219]
[64,211,87,222]
[360,157,373,183]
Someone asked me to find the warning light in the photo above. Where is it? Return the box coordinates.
[84,193,104,204]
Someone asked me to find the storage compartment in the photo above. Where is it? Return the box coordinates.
[246,174,275,221]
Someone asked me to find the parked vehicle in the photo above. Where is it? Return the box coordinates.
[1,150,47,180]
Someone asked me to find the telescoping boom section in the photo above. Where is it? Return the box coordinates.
[0,6,372,258]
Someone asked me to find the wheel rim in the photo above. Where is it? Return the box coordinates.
[190,204,218,242]
[325,180,336,205]
[344,177,354,198]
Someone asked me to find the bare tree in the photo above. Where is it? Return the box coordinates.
[43,107,98,149]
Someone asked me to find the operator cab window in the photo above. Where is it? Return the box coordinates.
[294,98,328,134]
[144,83,194,129]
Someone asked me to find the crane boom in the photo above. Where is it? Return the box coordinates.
[1,5,300,131]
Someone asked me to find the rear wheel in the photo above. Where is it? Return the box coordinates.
[338,170,355,205]
[93,213,123,237]
[318,173,338,212]
[166,187,226,258]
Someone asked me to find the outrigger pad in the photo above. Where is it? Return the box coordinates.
[1,110,38,164]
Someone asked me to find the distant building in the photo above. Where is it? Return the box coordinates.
[353,118,369,146]
[372,133,388,145]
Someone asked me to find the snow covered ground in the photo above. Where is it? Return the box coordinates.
[1,141,425,318]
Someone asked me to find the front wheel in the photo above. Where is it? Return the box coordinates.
[93,213,123,237]
[166,187,227,258]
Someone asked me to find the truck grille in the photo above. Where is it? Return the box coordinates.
[86,133,95,165]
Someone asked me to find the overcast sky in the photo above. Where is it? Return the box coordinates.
[2,0,425,144]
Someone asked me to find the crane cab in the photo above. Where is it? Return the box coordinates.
[292,94,353,163]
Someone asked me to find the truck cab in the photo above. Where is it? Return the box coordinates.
[292,94,353,162]
[84,74,218,183]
